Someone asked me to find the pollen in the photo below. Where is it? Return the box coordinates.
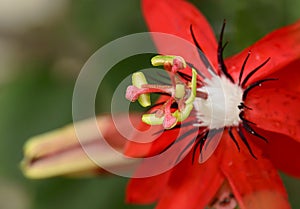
[193,75,243,129]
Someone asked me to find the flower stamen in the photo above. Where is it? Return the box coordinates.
[126,55,198,129]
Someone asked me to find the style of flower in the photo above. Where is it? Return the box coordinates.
[21,0,300,209]
[124,0,300,208]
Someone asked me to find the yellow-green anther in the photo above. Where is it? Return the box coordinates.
[185,68,197,104]
[132,72,147,89]
[151,55,186,68]
[132,72,151,107]
[142,103,193,127]
[174,103,193,122]
[175,84,185,99]
[142,113,164,125]
[151,55,177,66]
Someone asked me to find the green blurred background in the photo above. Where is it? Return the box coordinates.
[0,0,299,208]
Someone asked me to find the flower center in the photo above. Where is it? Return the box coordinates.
[125,21,273,162]
[125,55,245,130]
[193,75,243,129]
[125,52,271,161]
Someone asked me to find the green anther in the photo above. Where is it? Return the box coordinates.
[174,103,194,122]
[142,113,164,125]
[185,68,197,104]
[175,84,185,99]
[142,113,179,129]
[142,103,193,127]
[132,72,151,107]
[151,55,186,68]
[151,55,176,66]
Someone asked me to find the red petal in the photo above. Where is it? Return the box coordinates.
[226,20,300,84]
[123,123,166,157]
[142,0,218,72]
[124,116,199,158]
[242,191,291,209]
[126,171,171,204]
[254,129,300,178]
[220,132,290,209]
[154,152,224,209]
[265,59,300,93]
[245,87,300,143]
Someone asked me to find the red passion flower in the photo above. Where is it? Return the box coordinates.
[124,0,300,208]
